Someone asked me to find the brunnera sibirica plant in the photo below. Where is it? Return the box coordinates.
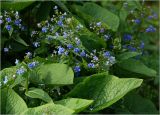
[0,1,159,114]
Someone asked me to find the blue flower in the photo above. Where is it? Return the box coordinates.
[103,51,110,58]
[96,22,101,27]
[67,44,73,49]
[88,63,95,68]
[33,42,40,47]
[134,19,141,24]
[74,66,81,73]
[6,17,11,22]
[145,25,156,33]
[100,28,105,33]
[5,25,12,31]
[74,48,80,53]
[108,56,116,65]
[93,56,98,61]
[4,47,9,52]
[0,19,3,24]
[14,19,21,26]
[140,41,145,49]
[57,20,63,26]
[53,6,58,10]
[15,59,19,65]
[104,34,111,41]
[80,51,86,57]
[123,34,132,41]
[42,27,47,33]
[16,67,25,75]
[28,62,38,69]
[127,45,136,52]
[25,52,32,58]
[3,76,8,84]
[63,32,68,38]
[58,46,65,55]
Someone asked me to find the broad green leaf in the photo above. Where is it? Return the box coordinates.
[1,88,28,114]
[14,36,29,46]
[117,59,157,77]
[1,1,35,11]
[55,98,93,113]
[29,63,74,85]
[25,88,53,103]
[72,3,119,31]
[21,103,74,115]
[115,93,158,114]
[117,52,141,61]
[66,73,143,112]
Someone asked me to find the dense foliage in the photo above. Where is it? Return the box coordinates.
[0,1,159,114]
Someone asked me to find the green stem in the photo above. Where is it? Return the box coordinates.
[25,75,29,92]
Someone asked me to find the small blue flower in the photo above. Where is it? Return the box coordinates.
[15,59,19,65]
[140,41,145,49]
[74,66,81,73]
[63,32,68,38]
[0,19,3,24]
[88,63,95,68]
[5,25,12,31]
[33,42,40,47]
[3,76,8,84]
[25,52,32,58]
[123,34,132,41]
[53,6,58,10]
[103,51,110,58]
[80,51,86,57]
[145,25,156,33]
[100,28,105,33]
[127,45,136,52]
[28,62,38,69]
[64,51,68,56]
[108,56,116,65]
[16,67,25,75]
[42,27,47,33]
[6,17,11,22]
[134,19,141,24]
[58,46,65,55]
[4,47,9,52]
[67,44,73,49]
[96,22,101,27]
[76,39,81,45]
[104,34,111,41]
[93,56,98,61]
[74,48,80,53]
[14,19,21,26]
[57,20,63,26]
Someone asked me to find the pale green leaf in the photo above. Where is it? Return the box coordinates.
[66,73,143,112]
[25,88,53,103]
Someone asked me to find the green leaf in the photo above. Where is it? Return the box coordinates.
[66,73,143,112]
[1,88,28,114]
[72,3,119,31]
[117,59,157,77]
[14,36,29,46]
[25,88,53,103]
[55,98,93,113]
[21,103,74,115]
[29,63,74,85]
[117,52,141,61]
[116,92,158,114]
[1,1,35,11]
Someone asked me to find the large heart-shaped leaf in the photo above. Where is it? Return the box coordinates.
[55,98,93,113]
[72,3,119,31]
[66,73,143,112]
[117,59,157,77]
[21,103,74,115]
[25,88,53,103]
[1,88,28,114]
[29,63,74,85]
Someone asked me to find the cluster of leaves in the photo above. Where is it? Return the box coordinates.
[0,1,159,114]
